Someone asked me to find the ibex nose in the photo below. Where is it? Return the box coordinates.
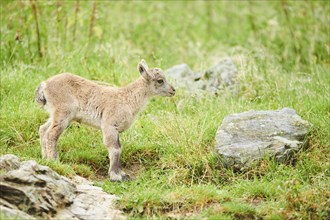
[169,86,176,96]
[171,86,176,93]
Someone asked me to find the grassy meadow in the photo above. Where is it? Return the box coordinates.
[1,1,329,219]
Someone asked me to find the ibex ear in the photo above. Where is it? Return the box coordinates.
[138,59,152,81]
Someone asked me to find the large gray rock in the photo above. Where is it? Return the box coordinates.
[0,155,125,220]
[165,59,238,94]
[0,155,76,218]
[214,108,310,170]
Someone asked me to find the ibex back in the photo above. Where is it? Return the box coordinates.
[35,60,175,181]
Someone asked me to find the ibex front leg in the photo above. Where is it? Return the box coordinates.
[102,126,129,181]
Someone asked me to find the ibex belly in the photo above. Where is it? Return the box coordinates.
[74,111,102,129]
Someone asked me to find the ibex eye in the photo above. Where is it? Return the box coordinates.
[157,79,164,84]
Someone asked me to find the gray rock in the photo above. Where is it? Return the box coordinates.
[204,58,238,90]
[0,205,37,220]
[165,63,196,79]
[0,154,21,172]
[214,108,310,170]
[165,59,238,94]
[0,158,76,218]
[165,63,202,91]
[55,176,124,220]
[0,155,125,220]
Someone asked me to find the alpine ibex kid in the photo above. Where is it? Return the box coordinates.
[35,60,176,181]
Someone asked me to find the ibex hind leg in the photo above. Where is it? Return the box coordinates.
[39,119,51,158]
[42,111,72,159]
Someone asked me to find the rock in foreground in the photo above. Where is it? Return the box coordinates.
[0,154,125,220]
[214,108,310,170]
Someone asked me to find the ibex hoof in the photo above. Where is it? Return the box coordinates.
[42,154,58,160]
[109,171,130,182]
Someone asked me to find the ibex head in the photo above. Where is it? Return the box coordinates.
[138,59,176,97]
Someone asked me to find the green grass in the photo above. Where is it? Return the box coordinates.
[1,1,329,219]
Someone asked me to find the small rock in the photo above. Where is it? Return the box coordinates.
[165,58,238,94]
[204,58,238,89]
[214,108,310,170]
[165,63,202,90]
[165,63,195,79]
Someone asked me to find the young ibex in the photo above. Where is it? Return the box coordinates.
[35,60,175,181]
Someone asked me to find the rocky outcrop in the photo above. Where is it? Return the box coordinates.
[0,154,125,220]
[214,108,310,170]
[165,58,238,94]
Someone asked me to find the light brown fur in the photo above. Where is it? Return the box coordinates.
[35,60,175,181]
